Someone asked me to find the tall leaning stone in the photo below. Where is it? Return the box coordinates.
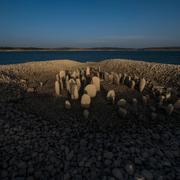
[55,80,60,96]
[139,78,146,92]
[92,76,100,91]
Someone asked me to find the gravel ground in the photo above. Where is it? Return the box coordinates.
[0,101,180,180]
[0,59,180,179]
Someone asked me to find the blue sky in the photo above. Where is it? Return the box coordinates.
[0,0,180,48]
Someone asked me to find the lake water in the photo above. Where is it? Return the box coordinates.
[0,51,180,65]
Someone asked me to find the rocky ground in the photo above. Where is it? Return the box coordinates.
[0,59,180,180]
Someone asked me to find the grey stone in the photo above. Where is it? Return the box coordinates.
[141,170,153,180]
[104,151,113,159]
[125,163,135,175]
[112,168,123,180]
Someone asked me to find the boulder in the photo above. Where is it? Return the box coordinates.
[84,84,97,98]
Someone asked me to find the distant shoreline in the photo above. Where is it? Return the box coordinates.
[1,47,180,52]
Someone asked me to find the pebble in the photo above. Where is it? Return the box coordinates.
[112,168,123,179]
[104,151,113,159]
[141,170,153,180]
[125,163,135,175]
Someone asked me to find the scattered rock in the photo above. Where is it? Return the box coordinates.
[117,99,127,107]
[125,162,135,175]
[83,109,89,119]
[118,107,127,118]
[65,100,71,110]
[112,168,123,180]
[141,170,153,180]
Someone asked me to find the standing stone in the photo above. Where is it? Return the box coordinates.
[59,70,66,79]
[81,94,91,108]
[56,74,59,81]
[121,73,127,84]
[107,90,116,104]
[55,80,60,96]
[68,79,76,93]
[60,78,64,91]
[86,67,90,76]
[84,84,97,98]
[119,73,122,83]
[139,78,146,92]
[76,78,81,91]
[104,72,109,81]
[65,75,70,91]
[108,73,114,83]
[130,80,136,89]
[92,76,100,91]
[75,69,80,78]
[71,85,79,100]
[113,73,120,85]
